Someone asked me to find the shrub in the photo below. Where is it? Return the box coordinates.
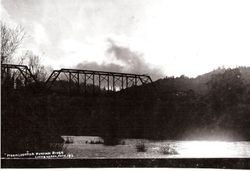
[120,140,125,145]
[101,135,122,146]
[64,137,74,144]
[136,143,147,152]
[89,140,104,144]
[160,144,178,155]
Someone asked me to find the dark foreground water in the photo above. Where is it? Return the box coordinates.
[62,136,250,158]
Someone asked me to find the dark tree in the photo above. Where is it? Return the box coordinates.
[26,51,47,81]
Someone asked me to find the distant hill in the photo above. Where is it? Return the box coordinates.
[154,66,250,95]
[195,66,250,85]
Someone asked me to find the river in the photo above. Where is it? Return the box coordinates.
[62,136,250,158]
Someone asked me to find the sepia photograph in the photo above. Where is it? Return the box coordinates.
[1,0,250,168]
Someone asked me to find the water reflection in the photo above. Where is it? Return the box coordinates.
[179,141,237,157]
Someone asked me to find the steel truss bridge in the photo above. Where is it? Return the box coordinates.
[46,68,152,94]
[1,64,152,94]
[1,64,37,88]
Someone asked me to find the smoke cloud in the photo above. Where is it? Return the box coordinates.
[76,39,164,81]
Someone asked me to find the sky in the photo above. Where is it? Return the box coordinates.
[1,0,250,79]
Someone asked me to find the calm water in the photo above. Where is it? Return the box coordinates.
[62,136,250,158]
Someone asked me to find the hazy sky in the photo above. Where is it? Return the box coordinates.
[1,0,250,78]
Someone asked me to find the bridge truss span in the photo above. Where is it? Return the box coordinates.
[1,64,37,88]
[1,63,153,94]
[46,68,152,94]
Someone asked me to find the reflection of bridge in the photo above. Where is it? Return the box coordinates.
[1,64,152,94]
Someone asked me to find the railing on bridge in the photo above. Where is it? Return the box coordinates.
[1,64,37,89]
[46,68,152,94]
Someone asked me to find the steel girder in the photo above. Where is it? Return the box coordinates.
[1,64,152,93]
[1,64,37,87]
[46,68,152,94]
